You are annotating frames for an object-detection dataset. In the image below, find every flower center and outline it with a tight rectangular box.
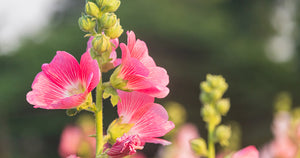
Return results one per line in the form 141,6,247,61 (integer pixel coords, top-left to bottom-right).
65,82,85,96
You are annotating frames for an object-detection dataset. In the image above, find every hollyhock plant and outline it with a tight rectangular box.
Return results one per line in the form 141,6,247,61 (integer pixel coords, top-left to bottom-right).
106,90,175,157
111,31,169,98
232,146,259,158
26,51,100,109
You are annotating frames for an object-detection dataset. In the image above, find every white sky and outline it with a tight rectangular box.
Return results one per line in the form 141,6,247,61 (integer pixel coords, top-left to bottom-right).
0,0,68,54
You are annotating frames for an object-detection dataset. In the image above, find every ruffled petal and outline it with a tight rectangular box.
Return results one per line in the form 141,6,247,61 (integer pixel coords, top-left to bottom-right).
119,58,149,79
117,91,154,123
130,40,149,61
140,137,171,145
41,51,81,89
107,134,144,158
129,103,175,139
127,31,136,52
27,72,66,108
80,51,100,92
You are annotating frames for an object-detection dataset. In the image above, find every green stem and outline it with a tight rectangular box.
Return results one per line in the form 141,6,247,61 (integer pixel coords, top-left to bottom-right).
95,59,104,157
208,123,215,158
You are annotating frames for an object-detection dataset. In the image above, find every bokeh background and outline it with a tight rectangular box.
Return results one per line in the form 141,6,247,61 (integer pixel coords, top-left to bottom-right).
0,0,300,157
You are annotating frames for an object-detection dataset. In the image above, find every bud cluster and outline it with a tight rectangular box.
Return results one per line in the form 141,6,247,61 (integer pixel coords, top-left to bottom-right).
191,74,232,157
78,0,123,60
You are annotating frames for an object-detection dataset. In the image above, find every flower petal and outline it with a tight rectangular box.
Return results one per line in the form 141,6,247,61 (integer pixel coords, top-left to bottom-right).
80,51,100,92
129,103,175,140
41,51,81,89
117,91,154,123
127,31,136,52
120,58,149,79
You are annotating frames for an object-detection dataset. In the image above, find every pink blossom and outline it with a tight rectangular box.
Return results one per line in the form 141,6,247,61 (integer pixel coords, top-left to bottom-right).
107,91,175,157
59,126,82,158
157,124,199,158
87,36,121,67
232,146,259,158
26,51,100,109
59,125,96,158
116,31,169,98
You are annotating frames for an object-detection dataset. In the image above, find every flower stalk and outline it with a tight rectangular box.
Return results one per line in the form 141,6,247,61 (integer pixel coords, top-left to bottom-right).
95,76,103,156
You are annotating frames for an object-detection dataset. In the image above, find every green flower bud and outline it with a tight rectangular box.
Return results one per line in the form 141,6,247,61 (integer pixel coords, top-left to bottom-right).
200,82,212,93
100,13,117,29
98,0,121,12
190,138,207,156
85,2,100,18
216,125,231,147
200,74,228,103
216,99,230,116
92,34,111,54
107,118,134,144
78,15,96,32
104,19,123,39
201,105,221,127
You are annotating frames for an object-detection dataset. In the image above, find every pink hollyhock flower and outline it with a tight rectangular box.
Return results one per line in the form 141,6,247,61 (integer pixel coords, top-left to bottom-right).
157,124,199,158
59,125,96,158
26,51,100,109
107,91,174,157
232,146,259,158
87,36,121,67
113,31,169,98
59,126,83,157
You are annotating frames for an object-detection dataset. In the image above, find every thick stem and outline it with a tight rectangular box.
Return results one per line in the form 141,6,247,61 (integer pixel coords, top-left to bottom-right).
208,123,215,158
95,59,104,156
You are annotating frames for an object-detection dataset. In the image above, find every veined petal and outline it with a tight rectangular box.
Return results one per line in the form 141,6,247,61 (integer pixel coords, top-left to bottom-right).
117,91,154,123
136,86,170,99
27,72,66,108
119,58,149,79
129,103,175,139
148,67,169,86
80,51,100,92
41,51,81,89
140,137,171,145
127,31,136,52
130,39,149,61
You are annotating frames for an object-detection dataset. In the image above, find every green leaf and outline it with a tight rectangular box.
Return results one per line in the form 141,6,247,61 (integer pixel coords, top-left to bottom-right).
103,86,119,107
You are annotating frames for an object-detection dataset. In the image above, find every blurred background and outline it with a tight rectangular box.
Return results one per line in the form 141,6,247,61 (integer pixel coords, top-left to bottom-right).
0,0,300,157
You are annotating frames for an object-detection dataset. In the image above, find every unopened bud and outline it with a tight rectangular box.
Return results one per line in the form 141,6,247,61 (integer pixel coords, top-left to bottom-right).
98,0,121,12
216,99,230,116
92,34,111,54
85,2,100,18
104,19,123,39
216,125,231,147
78,15,96,32
190,138,207,156
201,105,221,126
100,13,117,29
